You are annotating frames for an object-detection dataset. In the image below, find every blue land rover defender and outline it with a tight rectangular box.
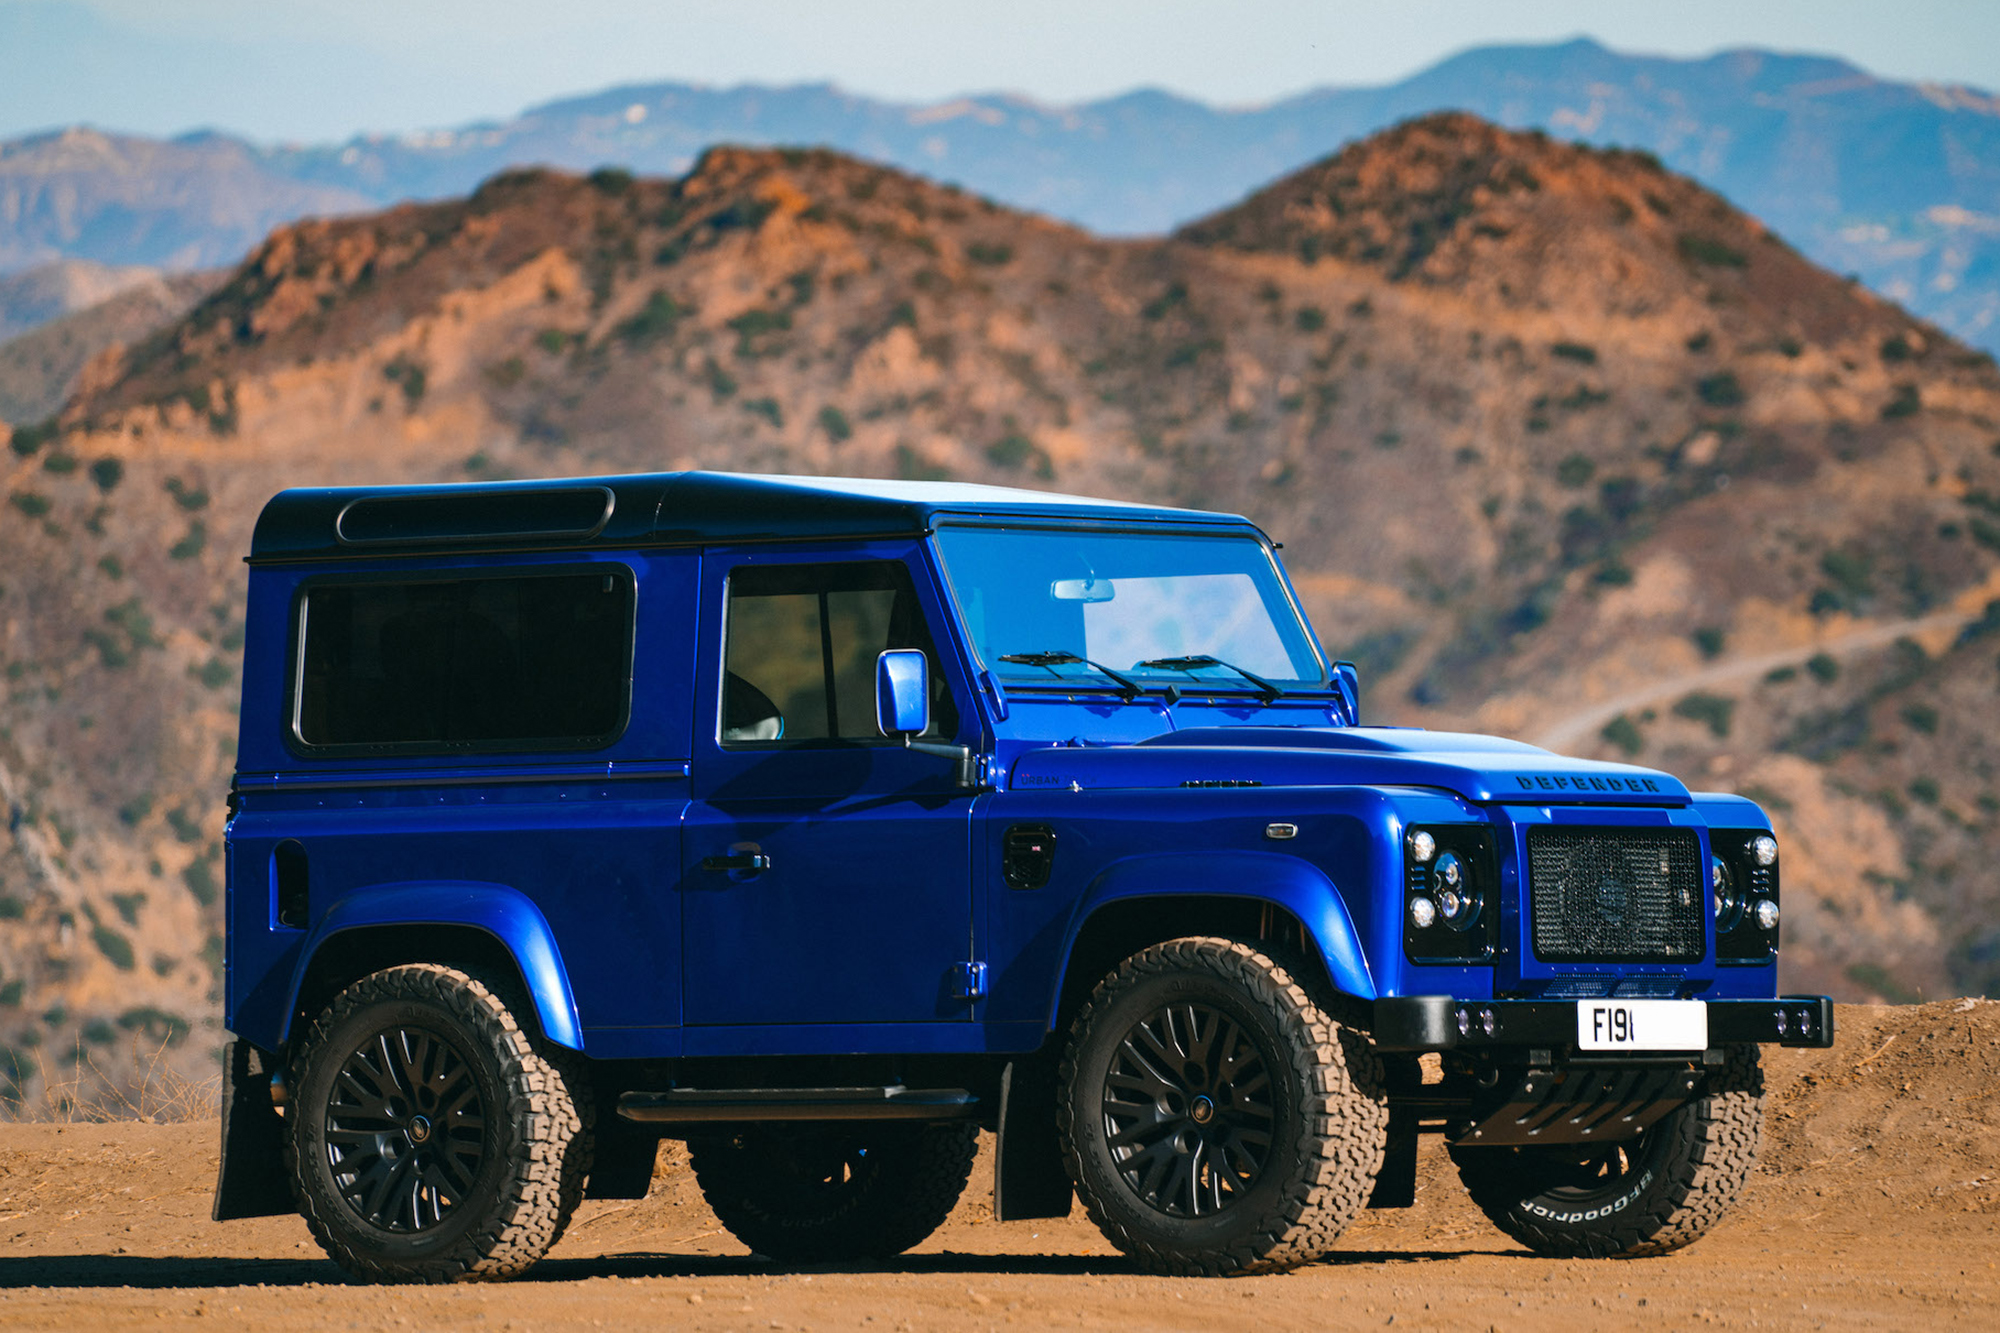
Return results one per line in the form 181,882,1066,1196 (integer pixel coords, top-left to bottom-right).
214,473,1831,1281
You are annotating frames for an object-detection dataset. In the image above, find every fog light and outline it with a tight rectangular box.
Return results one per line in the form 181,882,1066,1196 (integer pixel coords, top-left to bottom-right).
1751,834,1779,867
1753,898,1780,931
1409,896,1438,929
1478,1007,1497,1037
1793,1007,1815,1037
1410,831,1436,863
1774,1008,1789,1036
1455,1007,1471,1037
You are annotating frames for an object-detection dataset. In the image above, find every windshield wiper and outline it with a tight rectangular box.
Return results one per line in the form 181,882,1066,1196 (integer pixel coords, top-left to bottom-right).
997,650,1142,700
1136,654,1284,705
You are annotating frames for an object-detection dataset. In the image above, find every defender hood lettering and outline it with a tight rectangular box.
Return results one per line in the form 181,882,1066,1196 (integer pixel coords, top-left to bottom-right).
1009,726,1690,806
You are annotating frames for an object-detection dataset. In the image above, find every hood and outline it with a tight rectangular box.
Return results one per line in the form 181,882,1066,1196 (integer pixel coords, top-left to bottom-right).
1008,726,1689,806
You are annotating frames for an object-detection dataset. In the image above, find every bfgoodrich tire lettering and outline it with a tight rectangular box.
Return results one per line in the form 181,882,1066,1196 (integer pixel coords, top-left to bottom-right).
689,1122,978,1262
1449,1044,1764,1258
1058,937,1388,1276
287,965,592,1282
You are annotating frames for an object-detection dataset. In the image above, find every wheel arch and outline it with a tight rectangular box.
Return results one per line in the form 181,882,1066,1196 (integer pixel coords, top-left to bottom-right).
281,882,584,1052
1050,852,1377,1036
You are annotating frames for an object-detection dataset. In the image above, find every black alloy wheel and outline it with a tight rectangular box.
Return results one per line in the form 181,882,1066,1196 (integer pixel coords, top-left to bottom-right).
689,1121,978,1263
1058,937,1388,1276
1450,1044,1765,1258
323,1025,488,1233
1100,1001,1276,1218
288,965,592,1282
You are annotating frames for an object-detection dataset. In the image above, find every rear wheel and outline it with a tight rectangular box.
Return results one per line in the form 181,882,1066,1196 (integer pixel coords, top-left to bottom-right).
287,965,592,1282
1058,937,1387,1276
689,1122,978,1262
1449,1044,1764,1257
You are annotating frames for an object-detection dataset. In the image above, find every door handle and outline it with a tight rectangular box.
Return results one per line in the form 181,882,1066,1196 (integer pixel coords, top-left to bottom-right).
701,852,772,873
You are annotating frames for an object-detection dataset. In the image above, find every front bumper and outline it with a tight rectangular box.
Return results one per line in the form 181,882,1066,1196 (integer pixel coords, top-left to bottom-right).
1373,994,1835,1053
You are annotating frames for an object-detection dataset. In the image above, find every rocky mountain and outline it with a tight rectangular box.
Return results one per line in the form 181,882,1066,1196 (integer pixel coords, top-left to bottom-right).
1,40,1997,357
0,127,374,276
0,268,223,425
0,260,173,345
4,116,1998,1110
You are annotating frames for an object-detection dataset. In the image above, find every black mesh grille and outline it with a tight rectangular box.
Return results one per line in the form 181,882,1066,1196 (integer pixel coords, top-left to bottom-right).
1528,828,1704,963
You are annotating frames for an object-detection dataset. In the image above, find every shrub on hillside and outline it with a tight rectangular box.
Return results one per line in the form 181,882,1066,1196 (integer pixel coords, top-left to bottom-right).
1672,691,1736,738
91,925,135,971
1678,234,1748,268
1600,713,1644,756
1696,371,1745,407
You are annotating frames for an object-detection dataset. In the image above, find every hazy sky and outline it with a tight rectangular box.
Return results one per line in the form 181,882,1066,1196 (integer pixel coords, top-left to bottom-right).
3,0,1998,143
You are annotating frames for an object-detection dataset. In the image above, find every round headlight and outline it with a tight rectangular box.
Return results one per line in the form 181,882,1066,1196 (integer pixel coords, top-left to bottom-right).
1751,834,1778,867
1712,855,1746,933
1433,852,1482,930
1409,896,1437,929
1410,831,1436,863
1753,897,1779,931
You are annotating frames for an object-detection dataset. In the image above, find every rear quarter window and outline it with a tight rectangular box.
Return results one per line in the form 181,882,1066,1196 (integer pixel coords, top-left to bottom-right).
292,567,634,754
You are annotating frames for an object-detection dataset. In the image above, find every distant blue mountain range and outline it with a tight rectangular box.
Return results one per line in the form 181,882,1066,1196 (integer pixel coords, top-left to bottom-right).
2,38,1995,352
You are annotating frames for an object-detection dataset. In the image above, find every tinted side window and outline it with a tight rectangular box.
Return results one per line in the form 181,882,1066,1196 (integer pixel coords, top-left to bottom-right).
722,562,957,744
296,570,633,751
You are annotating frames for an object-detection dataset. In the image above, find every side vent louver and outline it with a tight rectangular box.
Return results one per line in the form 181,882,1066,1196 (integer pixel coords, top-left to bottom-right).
1002,824,1057,891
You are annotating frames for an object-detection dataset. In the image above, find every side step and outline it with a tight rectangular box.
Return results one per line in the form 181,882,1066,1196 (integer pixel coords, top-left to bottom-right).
617,1085,981,1125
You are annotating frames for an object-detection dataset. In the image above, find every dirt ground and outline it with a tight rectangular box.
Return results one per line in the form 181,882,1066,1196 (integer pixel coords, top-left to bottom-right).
1,1002,1996,1331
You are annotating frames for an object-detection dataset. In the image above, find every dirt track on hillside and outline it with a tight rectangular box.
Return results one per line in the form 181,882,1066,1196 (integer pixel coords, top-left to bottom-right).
1,1003,1995,1331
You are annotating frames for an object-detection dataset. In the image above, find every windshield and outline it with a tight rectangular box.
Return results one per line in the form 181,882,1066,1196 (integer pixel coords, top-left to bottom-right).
933,526,1325,689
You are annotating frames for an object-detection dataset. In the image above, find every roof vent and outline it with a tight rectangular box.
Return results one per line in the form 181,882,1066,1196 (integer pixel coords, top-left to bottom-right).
335,486,614,547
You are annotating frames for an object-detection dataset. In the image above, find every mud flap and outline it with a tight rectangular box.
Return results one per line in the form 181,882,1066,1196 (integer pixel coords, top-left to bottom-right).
212,1040,294,1221
993,1059,1073,1221
1368,1107,1419,1208
586,1118,660,1200
1368,1055,1419,1209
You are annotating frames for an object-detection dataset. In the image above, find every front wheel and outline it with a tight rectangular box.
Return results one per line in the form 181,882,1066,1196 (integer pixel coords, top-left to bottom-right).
1449,1044,1765,1257
689,1122,978,1262
287,965,593,1282
1058,937,1388,1276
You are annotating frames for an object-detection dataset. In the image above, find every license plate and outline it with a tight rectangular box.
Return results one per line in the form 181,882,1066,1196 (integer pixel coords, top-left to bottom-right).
1576,1000,1708,1051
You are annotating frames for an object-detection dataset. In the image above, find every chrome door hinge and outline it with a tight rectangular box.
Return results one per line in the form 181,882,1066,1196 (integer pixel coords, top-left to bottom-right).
949,961,988,1001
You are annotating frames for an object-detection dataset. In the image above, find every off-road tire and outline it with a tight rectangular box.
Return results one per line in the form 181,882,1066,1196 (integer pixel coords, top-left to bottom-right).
1449,1044,1764,1258
688,1121,978,1262
287,964,593,1282
1057,937,1388,1276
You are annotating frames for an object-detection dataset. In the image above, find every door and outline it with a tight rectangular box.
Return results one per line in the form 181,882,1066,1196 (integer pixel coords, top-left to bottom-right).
682,547,981,1032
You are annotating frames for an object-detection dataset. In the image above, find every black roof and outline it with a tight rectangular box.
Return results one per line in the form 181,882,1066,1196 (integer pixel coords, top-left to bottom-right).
248,471,1256,562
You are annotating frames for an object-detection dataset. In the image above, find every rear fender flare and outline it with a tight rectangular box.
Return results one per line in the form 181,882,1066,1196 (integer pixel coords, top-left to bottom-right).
280,881,584,1051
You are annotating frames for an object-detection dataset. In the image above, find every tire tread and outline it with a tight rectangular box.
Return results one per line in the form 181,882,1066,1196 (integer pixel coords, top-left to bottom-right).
1455,1044,1764,1259
286,964,591,1283
1057,937,1388,1276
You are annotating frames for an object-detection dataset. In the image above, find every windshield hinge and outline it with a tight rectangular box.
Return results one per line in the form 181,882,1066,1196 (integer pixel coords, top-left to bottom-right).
978,670,1011,721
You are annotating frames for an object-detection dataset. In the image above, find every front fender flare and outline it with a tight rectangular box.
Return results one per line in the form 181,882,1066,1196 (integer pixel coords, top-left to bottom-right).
1057,850,1377,1008
280,881,584,1051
